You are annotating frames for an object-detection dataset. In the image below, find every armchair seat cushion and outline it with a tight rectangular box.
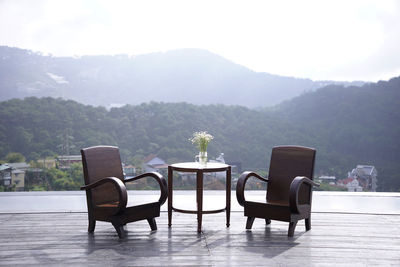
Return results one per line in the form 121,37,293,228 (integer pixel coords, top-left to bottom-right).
96,201,119,208
93,201,120,217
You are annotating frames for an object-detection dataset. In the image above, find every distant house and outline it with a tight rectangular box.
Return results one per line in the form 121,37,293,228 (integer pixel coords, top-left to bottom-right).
123,164,136,176
142,154,168,173
37,158,57,169
348,165,378,191
11,169,25,191
337,177,363,192
7,162,30,171
1,162,30,191
57,155,82,169
0,164,12,187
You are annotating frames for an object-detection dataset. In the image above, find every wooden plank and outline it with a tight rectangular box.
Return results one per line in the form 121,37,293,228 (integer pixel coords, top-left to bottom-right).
0,212,399,266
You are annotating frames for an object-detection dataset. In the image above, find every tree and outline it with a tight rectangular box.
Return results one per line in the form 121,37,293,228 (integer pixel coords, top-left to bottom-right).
4,152,25,163
28,152,40,162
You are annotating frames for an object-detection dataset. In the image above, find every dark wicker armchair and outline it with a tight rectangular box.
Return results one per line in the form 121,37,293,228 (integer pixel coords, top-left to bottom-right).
80,146,168,238
236,146,319,237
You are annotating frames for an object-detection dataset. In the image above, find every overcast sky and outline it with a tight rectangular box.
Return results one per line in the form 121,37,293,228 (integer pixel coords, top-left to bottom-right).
1,0,399,82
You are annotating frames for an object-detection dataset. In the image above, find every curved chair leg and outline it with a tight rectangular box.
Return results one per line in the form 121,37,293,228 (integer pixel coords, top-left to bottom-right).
88,218,96,233
305,217,311,231
147,218,157,231
246,217,255,229
112,223,125,239
265,219,271,225
288,221,298,237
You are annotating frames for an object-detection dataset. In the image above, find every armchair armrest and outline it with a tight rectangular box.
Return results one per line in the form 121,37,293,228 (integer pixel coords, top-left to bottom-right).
125,172,168,205
289,176,320,213
236,171,269,207
80,177,128,214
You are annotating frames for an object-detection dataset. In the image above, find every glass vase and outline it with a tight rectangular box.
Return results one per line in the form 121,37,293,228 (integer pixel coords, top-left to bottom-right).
195,151,208,166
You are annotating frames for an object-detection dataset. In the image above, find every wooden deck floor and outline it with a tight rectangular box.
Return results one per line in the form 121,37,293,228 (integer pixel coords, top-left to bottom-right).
0,211,399,266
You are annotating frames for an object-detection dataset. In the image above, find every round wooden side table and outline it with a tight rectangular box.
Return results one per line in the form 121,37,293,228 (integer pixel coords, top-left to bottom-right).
167,162,231,233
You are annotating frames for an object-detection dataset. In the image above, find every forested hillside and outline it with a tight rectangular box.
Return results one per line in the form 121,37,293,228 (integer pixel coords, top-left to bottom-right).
274,77,400,191
0,76,399,191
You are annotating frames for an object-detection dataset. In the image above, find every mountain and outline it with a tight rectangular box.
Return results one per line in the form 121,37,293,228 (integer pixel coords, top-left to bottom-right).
0,46,363,108
0,76,399,191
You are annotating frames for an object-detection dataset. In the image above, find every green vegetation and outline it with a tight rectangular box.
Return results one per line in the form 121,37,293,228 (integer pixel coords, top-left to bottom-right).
0,76,399,191
4,152,25,163
314,183,347,191
24,163,83,191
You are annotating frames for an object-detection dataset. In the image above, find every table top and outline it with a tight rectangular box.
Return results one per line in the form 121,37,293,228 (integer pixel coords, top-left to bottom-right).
169,162,230,172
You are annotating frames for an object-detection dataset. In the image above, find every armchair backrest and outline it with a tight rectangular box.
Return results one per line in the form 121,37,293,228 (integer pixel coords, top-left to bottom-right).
81,146,125,205
267,146,316,204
